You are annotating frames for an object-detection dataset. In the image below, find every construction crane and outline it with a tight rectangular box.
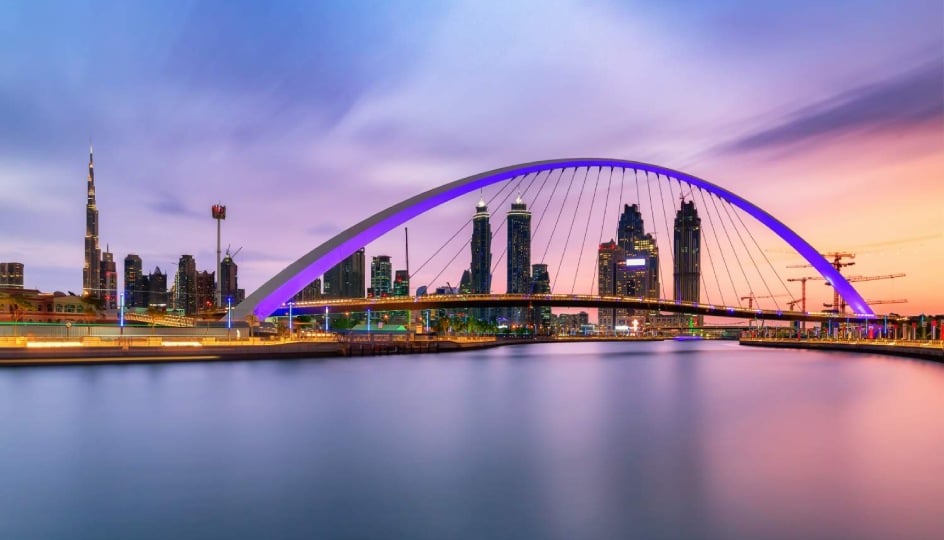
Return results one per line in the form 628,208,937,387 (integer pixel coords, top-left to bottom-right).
788,272,905,315
864,299,908,306
786,251,856,313
786,277,815,314
821,273,906,312
739,293,792,310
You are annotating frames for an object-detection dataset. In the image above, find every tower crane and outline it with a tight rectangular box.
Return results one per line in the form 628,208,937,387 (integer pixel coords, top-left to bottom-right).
863,299,908,306
787,252,856,312
790,273,905,313
739,292,792,310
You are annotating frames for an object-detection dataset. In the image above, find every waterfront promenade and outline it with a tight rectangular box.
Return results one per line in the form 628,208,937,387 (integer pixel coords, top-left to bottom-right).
740,337,944,363
0,334,499,366
0,333,667,367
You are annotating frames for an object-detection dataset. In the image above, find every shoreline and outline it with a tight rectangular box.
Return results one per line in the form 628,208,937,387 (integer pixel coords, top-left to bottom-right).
739,338,944,363
0,335,665,367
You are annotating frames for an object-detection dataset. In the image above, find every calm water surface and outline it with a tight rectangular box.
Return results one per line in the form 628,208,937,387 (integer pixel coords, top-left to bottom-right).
1,340,943,539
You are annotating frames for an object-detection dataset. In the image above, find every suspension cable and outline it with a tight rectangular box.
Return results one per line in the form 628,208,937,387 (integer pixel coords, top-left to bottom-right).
541,168,579,273
668,177,709,306
707,189,753,305
695,187,734,307
571,167,603,294
530,168,566,245
552,167,591,291
420,174,522,290
590,167,616,293
731,205,795,301
410,175,515,280
686,184,727,305
489,171,545,278
719,200,780,310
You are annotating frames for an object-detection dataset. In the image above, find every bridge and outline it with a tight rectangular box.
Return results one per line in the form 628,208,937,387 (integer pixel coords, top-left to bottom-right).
277,294,875,324
230,158,878,326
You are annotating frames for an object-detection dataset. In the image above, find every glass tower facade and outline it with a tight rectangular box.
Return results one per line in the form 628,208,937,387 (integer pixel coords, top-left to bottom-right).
674,200,701,305
470,198,492,294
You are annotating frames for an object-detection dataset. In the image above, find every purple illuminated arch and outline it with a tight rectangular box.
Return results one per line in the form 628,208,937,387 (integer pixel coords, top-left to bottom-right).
233,158,873,319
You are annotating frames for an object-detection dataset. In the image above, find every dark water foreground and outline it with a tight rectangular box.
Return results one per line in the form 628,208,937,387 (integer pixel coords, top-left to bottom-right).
1,340,942,539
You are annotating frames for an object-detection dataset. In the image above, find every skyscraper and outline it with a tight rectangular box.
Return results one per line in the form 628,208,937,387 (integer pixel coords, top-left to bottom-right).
124,254,144,308
633,234,660,300
176,255,197,315
458,269,472,294
148,267,167,308
100,248,118,309
83,143,101,300
674,199,701,308
597,240,624,330
470,197,492,294
506,196,531,325
292,278,322,303
506,196,531,294
531,263,551,332
617,204,645,250
370,255,392,297
393,270,410,297
323,248,365,298
220,254,239,304
196,270,216,312
617,202,660,300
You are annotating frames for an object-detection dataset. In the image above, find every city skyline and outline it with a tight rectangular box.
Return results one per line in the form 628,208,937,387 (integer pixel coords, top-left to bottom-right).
0,1,941,313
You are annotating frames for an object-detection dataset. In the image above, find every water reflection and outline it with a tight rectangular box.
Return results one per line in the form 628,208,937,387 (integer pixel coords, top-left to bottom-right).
0,342,942,539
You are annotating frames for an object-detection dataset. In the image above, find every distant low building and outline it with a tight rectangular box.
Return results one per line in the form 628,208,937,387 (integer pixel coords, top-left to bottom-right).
0,287,101,324
0,262,24,289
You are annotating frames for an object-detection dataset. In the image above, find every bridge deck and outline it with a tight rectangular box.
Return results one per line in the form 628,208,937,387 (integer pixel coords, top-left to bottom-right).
278,294,878,323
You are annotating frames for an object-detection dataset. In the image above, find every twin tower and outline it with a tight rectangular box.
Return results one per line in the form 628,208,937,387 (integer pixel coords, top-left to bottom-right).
468,195,538,299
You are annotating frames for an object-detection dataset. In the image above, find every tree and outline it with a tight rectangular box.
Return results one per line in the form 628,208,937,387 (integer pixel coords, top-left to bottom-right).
245,314,259,338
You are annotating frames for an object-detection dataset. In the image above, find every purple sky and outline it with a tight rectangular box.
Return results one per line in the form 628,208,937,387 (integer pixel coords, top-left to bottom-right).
1,1,942,312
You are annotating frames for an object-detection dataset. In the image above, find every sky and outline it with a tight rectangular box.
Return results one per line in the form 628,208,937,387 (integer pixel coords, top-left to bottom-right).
1,0,942,315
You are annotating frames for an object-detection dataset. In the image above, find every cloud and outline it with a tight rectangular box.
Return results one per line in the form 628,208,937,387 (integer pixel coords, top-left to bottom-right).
723,60,944,153
149,192,200,218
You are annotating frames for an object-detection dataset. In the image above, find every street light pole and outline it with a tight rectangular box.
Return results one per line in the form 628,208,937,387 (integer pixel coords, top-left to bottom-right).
288,302,294,335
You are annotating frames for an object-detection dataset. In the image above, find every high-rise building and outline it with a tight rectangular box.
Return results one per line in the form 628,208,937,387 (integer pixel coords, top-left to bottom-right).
292,278,322,303
470,197,492,294
83,143,101,300
597,240,624,329
148,267,167,308
124,254,144,308
0,262,24,289
458,269,472,294
507,196,531,294
506,196,531,325
617,203,660,300
100,248,118,309
196,270,216,312
370,255,392,297
531,263,551,332
323,248,365,298
633,234,660,300
175,255,197,315
674,199,701,315
393,270,409,297
220,255,239,304
617,204,646,250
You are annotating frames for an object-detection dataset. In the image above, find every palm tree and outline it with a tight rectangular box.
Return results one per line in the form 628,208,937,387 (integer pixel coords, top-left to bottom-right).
245,314,259,338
